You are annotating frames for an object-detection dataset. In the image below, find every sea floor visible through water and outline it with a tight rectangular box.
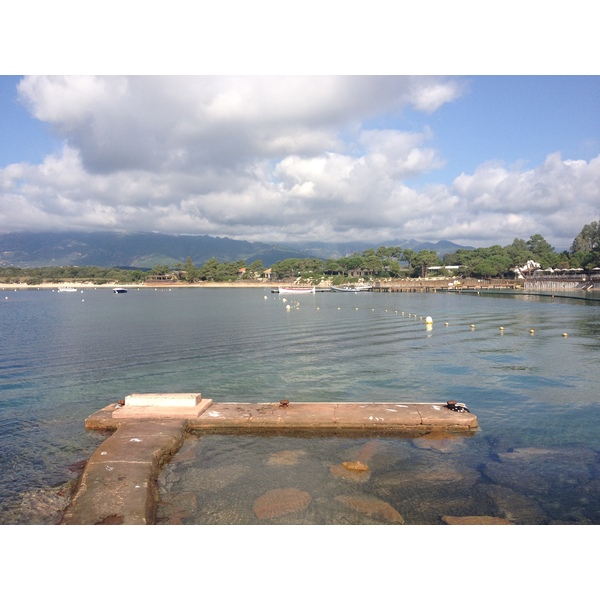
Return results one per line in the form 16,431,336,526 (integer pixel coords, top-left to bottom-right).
155,430,600,525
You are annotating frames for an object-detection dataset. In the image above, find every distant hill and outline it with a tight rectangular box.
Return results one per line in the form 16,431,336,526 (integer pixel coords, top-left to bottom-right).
0,231,475,268
0,232,313,269
286,239,475,259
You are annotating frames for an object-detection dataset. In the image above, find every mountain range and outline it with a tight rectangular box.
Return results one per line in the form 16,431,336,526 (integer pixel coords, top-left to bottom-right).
0,231,474,269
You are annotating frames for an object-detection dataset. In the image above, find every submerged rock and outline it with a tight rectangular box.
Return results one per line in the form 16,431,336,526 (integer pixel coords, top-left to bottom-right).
442,515,513,525
267,449,308,466
329,463,371,483
178,464,249,493
344,440,411,471
497,447,562,461
335,494,405,524
342,461,369,472
485,445,596,496
412,431,466,453
356,440,384,463
2,480,77,525
484,462,551,495
483,483,548,524
253,488,312,520
374,465,481,496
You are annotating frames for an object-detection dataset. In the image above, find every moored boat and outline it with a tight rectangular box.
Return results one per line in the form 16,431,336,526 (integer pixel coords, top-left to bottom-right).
278,286,316,294
57,286,78,293
112,287,128,293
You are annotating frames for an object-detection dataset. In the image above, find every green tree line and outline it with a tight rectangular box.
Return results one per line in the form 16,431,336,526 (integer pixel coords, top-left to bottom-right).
0,265,147,285
2,221,598,285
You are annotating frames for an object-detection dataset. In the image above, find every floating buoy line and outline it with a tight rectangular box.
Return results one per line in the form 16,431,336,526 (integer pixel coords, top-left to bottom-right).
265,294,570,338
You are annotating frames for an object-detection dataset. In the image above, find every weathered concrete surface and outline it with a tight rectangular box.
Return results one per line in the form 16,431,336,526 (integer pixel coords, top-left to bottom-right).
61,420,187,525
86,401,478,434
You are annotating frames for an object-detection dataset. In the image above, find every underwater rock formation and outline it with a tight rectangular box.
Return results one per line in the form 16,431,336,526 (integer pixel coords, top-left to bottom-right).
253,487,312,519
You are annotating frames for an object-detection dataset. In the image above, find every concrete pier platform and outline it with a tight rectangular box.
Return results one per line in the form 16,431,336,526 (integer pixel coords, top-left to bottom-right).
62,419,187,525
86,398,478,434
62,396,478,524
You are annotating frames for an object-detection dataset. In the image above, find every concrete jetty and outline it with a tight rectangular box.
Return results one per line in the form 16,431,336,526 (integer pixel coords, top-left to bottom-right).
61,393,478,525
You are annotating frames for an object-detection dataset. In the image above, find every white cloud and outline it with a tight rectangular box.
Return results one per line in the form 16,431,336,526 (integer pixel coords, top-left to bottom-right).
446,153,600,246
0,75,598,251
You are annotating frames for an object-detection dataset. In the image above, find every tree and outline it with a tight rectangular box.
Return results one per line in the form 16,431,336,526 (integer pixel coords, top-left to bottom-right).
271,258,300,279
183,256,200,283
401,248,417,268
570,220,600,268
150,263,171,275
571,221,600,253
198,257,219,281
247,260,265,278
525,234,561,268
412,250,439,278
527,234,554,257
324,259,342,274
337,255,363,277
505,238,535,266
571,221,600,254
362,254,383,276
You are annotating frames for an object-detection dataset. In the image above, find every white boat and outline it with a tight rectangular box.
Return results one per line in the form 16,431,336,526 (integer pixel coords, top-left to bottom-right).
112,287,128,293
57,286,78,293
278,286,316,294
331,284,372,292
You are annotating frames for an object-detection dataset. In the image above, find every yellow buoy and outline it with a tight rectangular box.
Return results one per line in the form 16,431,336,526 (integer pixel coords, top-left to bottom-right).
425,316,433,324
445,322,449,326
499,326,504,331
562,332,568,337
529,329,535,334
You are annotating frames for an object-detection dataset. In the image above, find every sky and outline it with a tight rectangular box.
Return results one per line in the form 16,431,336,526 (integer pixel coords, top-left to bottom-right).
1,7,599,253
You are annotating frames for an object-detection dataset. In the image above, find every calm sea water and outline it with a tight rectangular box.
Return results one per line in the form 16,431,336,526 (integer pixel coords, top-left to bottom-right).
1,286,599,524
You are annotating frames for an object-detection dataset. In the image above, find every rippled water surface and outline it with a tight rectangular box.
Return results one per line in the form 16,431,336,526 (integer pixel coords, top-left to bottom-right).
1,286,599,524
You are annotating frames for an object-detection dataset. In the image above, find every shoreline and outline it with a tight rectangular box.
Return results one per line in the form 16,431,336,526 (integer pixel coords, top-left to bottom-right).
1,281,282,290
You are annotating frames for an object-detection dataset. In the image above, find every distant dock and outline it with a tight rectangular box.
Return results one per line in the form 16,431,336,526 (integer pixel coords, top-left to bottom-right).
371,278,520,292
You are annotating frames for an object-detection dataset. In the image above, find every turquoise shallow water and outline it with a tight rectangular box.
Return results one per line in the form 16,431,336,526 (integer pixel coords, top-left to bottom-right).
1,286,600,523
